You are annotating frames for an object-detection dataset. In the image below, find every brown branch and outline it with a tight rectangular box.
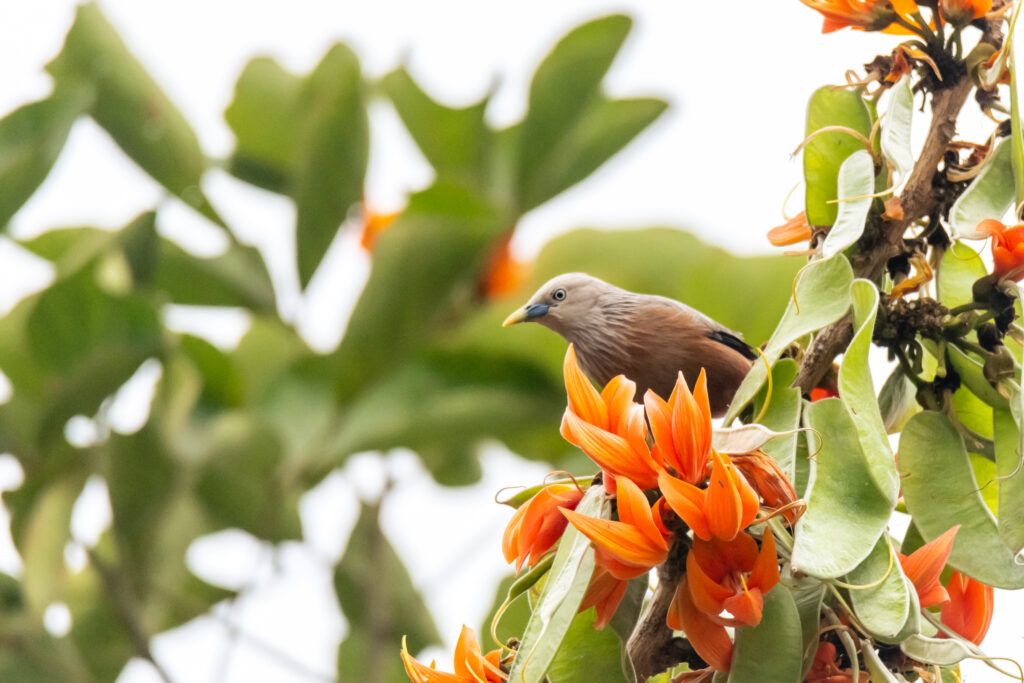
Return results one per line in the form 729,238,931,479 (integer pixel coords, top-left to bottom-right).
626,536,699,682
792,74,976,393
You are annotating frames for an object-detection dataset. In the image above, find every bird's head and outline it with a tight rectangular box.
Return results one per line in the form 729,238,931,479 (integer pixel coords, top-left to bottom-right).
502,272,612,336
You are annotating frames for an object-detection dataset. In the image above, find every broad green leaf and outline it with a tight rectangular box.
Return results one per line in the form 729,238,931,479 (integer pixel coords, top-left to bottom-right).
20,479,80,616
331,183,506,405
993,410,1024,554
791,399,892,578
803,86,874,226
878,366,919,433
230,316,309,401
880,75,914,180
898,411,1024,588
970,453,999,515
380,67,493,190
335,502,441,681
508,485,607,683
293,44,369,287
194,414,301,542
179,335,244,410
820,151,875,258
151,239,275,312
936,242,988,309
861,640,900,682
750,359,802,483
0,87,88,230
20,225,119,280
899,635,972,666
64,557,136,683
846,535,912,639
224,57,303,193
946,344,1008,411
728,585,802,683
839,280,898,501
481,568,550,645
792,581,826,680
46,3,221,225
948,138,1014,240
726,255,855,423
546,607,633,683
953,384,994,441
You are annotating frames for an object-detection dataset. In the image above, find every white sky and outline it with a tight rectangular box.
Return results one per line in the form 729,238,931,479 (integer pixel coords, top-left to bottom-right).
0,1,1021,681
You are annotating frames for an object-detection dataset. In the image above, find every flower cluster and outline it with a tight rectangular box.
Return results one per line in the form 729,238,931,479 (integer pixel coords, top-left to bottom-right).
799,0,990,34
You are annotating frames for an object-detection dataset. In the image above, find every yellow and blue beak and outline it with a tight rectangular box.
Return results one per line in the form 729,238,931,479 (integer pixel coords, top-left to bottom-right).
502,303,549,327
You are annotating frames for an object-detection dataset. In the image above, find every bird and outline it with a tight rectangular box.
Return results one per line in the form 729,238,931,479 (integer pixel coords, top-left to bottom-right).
502,273,757,417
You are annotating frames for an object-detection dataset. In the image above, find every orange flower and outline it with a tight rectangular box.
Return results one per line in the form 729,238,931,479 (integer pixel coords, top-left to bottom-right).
681,531,780,627
803,641,856,682
359,206,399,252
560,345,661,490
767,212,813,247
560,476,671,580
401,626,504,683
809,387,839,401
658,452,760,541
799,0,915,33
579,566,629,629
940,571,994,645
502,483,584,573
667,575,733,672
482,236,528,300
898,525,959,608
730,451,800,523
979,219,1024,281
939,0,990,25
644,371,712,484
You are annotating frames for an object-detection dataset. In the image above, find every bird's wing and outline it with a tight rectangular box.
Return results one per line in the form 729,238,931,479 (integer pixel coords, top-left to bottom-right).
707,329,758,361
643,296,757,360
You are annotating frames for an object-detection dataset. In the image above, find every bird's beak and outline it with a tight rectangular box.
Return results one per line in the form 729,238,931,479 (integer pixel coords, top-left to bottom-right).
502,303,549,327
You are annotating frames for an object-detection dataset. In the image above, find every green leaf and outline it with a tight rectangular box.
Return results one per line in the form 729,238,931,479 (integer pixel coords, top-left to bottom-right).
335,502,441,681
878,366,919,433
993,410,1024,555
820,151,875,258
946,344,1008,411
194,414,301,541
839,280,898,501
899,634,972,666
791,399,892,578
948,138,1014,240
846,535,913,639
380,67,493,190
507,485,608,683
20,479,81,616
546,607,632,683
224,57,303,193
803,86,874,226
880,75,914,180
726,255,855,424
728,585,803,683
937,242,989,311
179,335,245,410
46,3,221,225
331,183,506,405
515,15,666,211
0,87,88,230
481,572,543,646
792,581,826,680
151,238,276,312
750,359,802,484
293,44,369,287
898,411,1024,588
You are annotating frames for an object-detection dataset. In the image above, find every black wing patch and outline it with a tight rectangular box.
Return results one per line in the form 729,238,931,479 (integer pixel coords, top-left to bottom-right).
707,330,758,360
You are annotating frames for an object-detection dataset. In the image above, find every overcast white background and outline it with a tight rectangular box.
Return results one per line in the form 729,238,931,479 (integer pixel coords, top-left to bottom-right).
0,1,1021,681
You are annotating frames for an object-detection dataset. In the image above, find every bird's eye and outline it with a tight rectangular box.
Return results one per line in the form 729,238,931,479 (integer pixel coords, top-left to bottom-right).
552,288,566,301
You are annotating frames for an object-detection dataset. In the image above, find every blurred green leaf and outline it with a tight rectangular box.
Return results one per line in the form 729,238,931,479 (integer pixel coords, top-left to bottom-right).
195,414,301,541
508,485,607,683
0,88,88,230
293,44,369,287
878,366,919,434
381,67,493,191
224,57,303,193
180,335,244,410
948,138,1014,240
517,15,665,211
331,183,506,405
898,411,1024,588
728,585,802,683
46,3,221,225
791,398,891,578
335,502,441,681
20,479,80,616
726,256,854,423
839,280,898,501
803,86,873,226
151,239,275,312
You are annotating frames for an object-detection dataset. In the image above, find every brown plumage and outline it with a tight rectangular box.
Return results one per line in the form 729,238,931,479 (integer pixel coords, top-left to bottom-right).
502,273,756,417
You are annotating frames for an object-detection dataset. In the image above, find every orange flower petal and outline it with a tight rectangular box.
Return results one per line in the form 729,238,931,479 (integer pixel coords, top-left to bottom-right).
670,371,713,483
899,525,959,608
767,211,812,246
722,586,765,627
706,451,745,540
668,576,734,672
563,345,608,429
749,531,780,593
692,533,760,581
644,390,676,469
453,625,487,680
615,476,669,551
658,470,711,541
560,508,668,573
581,567,629,629
563,411,658,489
941,571,994,645
686,547,734,617
401,637,464,683
602,375,638,434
